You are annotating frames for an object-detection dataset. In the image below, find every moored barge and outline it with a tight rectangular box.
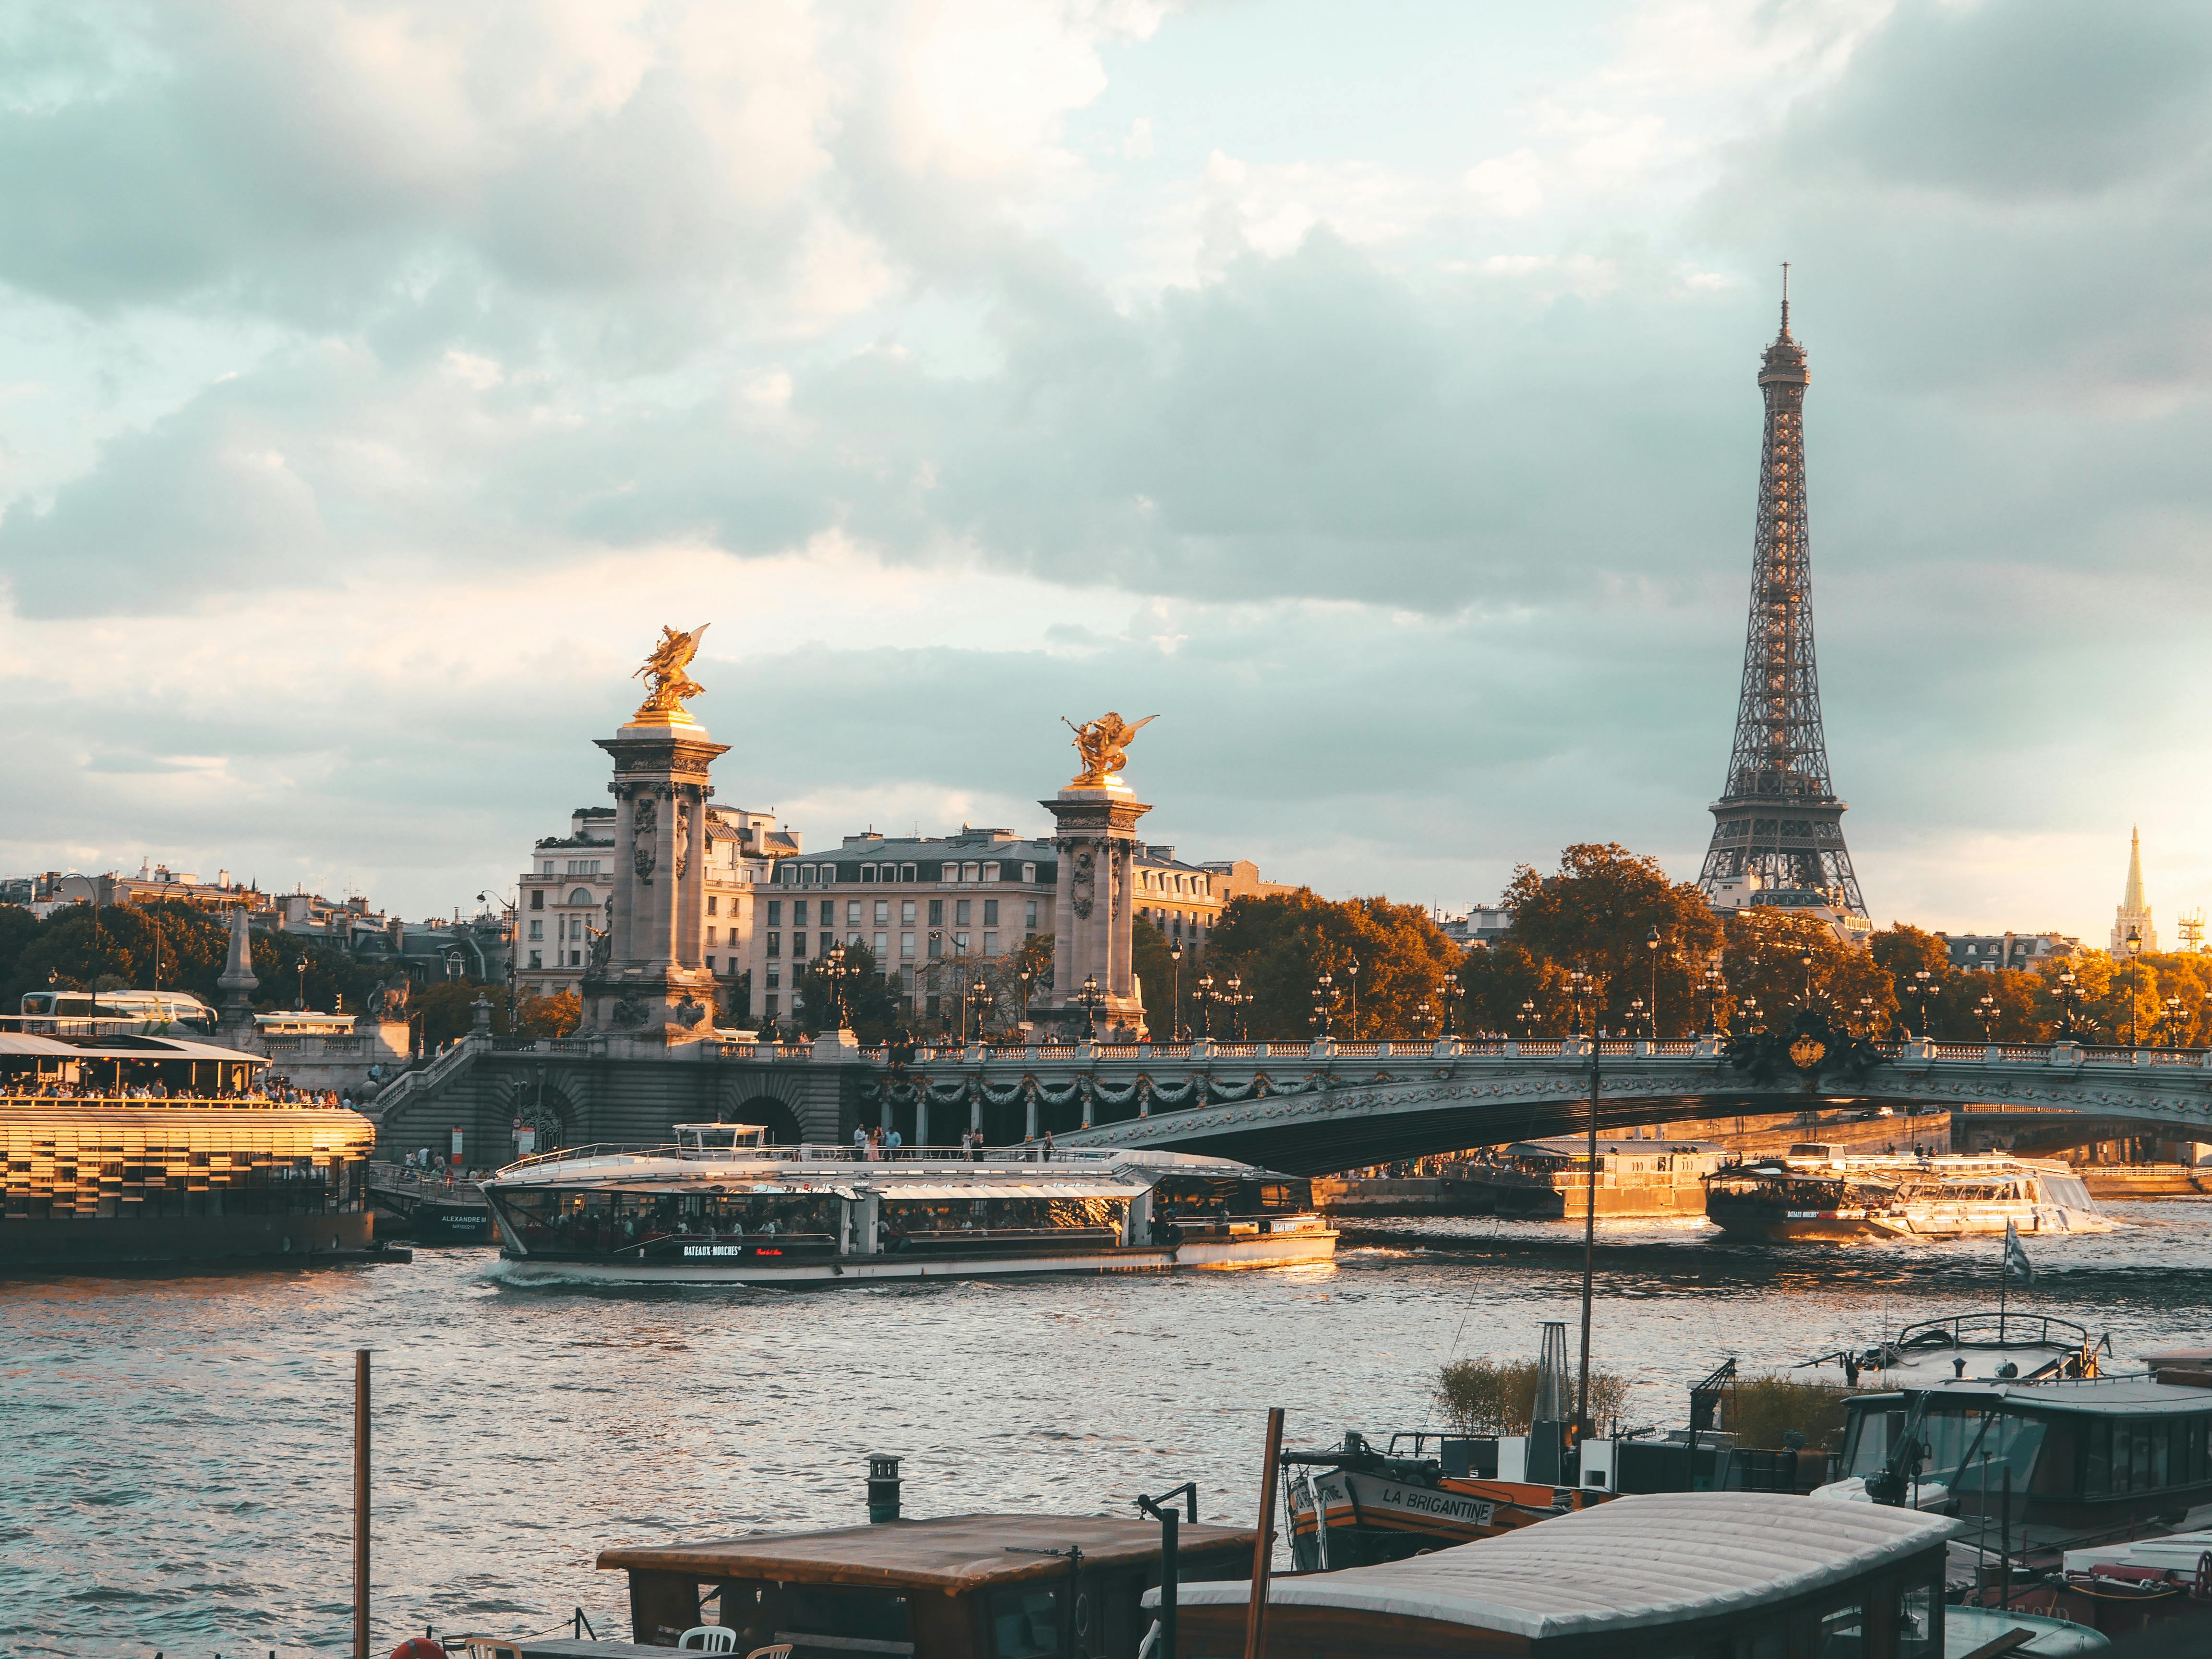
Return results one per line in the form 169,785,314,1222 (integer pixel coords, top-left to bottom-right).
481,1124,1336,1285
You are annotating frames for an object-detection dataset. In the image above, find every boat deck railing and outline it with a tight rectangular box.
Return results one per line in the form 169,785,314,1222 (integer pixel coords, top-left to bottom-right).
499,1140,1125,1174
1893,1311,2091,1352
0,1091,352,1111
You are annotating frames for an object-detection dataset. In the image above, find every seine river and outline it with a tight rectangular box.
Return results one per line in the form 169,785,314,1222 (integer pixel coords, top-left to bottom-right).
7,1203,2212,1657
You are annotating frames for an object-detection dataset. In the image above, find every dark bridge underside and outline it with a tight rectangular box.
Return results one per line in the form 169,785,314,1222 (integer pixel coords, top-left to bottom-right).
1090,1089,1902,1176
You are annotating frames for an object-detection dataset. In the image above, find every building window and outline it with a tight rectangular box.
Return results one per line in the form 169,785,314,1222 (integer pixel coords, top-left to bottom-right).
768,932,781,957
542,861,554,875
766,994,779,1015
955,899,972,926
801,865,816,884
793,900,808,926
983,931,998,956
953,932,970,953
707,895,718,915
847,900,863,925
793,933,808,958
873,900,889,924
767,900,781,925
528,950,542,968
529,890,544,910
707,955,716,972
1022,862,1036,883
901,863,917,882
983,862,1000,882
819,931,833,955
569,887,592,904
928,933,943,959
569,950,581,966
874,931,889,957
901,899,916,925
984,899,999,926
767,968,781,988
901,932,915,959
707,926,718,946
962,862,980,883
1025,900,1038,930
861,863,876,882
528,920,543,940
929,899,944,925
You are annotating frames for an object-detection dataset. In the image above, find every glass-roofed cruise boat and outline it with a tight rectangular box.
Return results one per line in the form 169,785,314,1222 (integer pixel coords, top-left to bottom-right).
481,1124,1337,1285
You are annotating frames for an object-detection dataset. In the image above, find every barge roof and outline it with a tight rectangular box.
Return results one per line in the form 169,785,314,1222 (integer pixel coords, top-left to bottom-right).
599,1513,1258,1592
1159,1493,1947,1639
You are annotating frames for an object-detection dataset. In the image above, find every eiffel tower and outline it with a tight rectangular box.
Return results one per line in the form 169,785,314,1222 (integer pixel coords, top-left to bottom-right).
1695,271,1868,918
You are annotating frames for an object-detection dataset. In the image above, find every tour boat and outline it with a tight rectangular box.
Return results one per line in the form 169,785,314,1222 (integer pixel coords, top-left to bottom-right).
480,1124,1336,1285
1703,1145,2112,1242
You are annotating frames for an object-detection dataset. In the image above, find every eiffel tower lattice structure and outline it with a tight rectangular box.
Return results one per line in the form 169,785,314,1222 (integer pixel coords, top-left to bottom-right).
1695,271,1868,920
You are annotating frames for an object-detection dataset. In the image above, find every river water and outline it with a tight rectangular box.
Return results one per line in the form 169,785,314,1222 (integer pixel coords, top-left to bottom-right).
7,1202,2212,1657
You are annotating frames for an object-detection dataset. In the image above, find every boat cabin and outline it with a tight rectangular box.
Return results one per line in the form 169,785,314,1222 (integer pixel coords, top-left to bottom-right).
1835,1373,2212,1529
599,1511,1257,1658
1165,1491,1950,1658
672,1123,769,1154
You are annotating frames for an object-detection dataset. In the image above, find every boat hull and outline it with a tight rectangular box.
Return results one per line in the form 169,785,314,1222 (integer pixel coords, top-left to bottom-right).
493,1228,1337,1286
1707,1200,2113,1242
1285,1467,1574,1569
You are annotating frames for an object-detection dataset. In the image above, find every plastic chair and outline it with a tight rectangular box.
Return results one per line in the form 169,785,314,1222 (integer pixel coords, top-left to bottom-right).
677,1629,738,1654
743,1646,793,1659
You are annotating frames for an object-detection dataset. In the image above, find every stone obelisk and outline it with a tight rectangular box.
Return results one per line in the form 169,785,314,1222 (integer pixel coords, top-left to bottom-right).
216,903,260,1035
1033,713,1154,1040
582,625,730,1042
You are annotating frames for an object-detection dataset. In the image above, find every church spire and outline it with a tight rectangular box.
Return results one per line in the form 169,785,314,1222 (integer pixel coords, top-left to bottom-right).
2112,825,2158,958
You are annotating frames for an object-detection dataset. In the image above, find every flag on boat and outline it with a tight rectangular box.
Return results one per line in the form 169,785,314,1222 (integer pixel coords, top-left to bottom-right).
2003,1220,2034,1285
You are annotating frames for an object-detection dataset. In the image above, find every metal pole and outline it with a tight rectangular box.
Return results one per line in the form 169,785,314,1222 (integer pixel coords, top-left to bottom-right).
354,1347,370,1659
1243,1407,1284,1659
2001,1465,2013,1610
1159,1507,1178,1659
1576,1038,1600,1436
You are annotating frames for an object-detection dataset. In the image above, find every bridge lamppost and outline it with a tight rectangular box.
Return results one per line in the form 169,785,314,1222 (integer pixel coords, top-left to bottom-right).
1344,959,1359,1041
2055,970,2083,1039
2126,926,2144,1049
1700,966,1726,1038
1798,949,1816,1010
1628,996,1648,1042
1740,993,1763,1034
1196,971,1215,1038
1168,943,1185,1041
1566,968,1593,1037
2162,995,2185,1048
1976,991,1998,1043
1228,974,1249,1040
1077,973,1105,1041
1645,926,1661,1037
1310,971,1336,1038
1517,998,1535,1043
1441,969,1459,1039
963,976,991,1044
1910,969,1936,1038
1855,994,1878,1037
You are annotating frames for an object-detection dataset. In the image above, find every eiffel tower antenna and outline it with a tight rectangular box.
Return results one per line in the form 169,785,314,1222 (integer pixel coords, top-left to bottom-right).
1696,278,1868,920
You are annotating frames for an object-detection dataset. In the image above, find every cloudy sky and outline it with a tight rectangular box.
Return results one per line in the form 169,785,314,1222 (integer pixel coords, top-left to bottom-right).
2,0,2207,939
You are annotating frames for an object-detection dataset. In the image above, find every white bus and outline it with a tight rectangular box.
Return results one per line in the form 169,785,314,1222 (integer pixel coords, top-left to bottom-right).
18,989,219,1036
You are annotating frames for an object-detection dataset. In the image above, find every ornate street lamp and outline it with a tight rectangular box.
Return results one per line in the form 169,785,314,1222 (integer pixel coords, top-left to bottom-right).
1343,959,1359,1040
1911,969,1936,1038
1078,973,1105,1040
1566,968,1593,1037
2126,926,2144,1048
1310,971,1335,1038
1227,973,1247,1040
1741,993,1763,1033
1645,926,1661,1037
2163,994,2186,1048
1799,949,1816,1009
1168,943,1185,1042
1976,991,1998,1043
1701,965,1727,1037
2056,969,2083,1039
1441,969,1460,1038
1628,995,1648,1041
1517,997,1536,1042
1855,994,1877,1036
1197,971,1216,1038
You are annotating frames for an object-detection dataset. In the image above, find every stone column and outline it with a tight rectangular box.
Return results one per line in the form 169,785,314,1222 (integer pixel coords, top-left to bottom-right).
1033,781,1150,1039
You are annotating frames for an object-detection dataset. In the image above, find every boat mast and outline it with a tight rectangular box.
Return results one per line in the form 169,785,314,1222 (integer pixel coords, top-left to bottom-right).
1576,1006,1600,1437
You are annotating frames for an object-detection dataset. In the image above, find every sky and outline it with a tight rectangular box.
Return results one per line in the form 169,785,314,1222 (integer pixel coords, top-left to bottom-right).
2,0,2209,940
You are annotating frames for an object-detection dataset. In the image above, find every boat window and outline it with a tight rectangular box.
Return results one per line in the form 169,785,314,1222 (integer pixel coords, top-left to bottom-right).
1797,1594,1863,1658
1920,1408,2044,1495
989,1585,1062,1658
1898,1580,1939,1659
880,1197,1123,1235
1843,1406,1904,1479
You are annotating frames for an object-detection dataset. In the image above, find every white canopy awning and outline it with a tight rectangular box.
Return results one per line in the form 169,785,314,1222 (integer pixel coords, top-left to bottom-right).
870,1182,1144,1201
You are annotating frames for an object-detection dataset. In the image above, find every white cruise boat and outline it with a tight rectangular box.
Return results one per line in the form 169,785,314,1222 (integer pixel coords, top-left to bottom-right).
481,1125,1337,1285
1704,1145,2113,1243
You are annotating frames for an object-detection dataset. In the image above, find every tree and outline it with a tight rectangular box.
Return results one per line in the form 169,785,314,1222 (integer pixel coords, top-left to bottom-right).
511,987,581,1039
1206,889,1462,1041
1501,845,1723,1036
1720,908,1894,1033
0,903,40,996
4,899,232,1006
1457,940,1584,1039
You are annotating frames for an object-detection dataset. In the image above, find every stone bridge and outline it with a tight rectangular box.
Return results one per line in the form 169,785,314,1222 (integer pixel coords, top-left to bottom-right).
370,1030,2212,1178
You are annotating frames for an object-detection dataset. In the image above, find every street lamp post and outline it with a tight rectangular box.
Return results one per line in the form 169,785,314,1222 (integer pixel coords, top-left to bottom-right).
296,957,309,1011
1741,993,1763,1033
2056,970,2083,1039
1310,971,1335,1039
1518,997,1535,1042
1628,996,1647,1041
2126,926,2144,1049
1566,968,1592,1037
1645,926,1661,1038
1441,970,1459,1039
1196,972,1215,1038
1799,949,1815,1009
2163,995,2185,1048
1078,974,1105,1040
1911,969,1936,1038
1976,991,1999,1043
1169,943,1185,1042
1226,973,1246,1040
1344,960,1359,1041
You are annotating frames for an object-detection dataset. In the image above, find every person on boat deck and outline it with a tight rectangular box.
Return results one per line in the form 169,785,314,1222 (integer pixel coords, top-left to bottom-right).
1041,1130,1054,1161
853,1124,867,1154
886,1126,902,1151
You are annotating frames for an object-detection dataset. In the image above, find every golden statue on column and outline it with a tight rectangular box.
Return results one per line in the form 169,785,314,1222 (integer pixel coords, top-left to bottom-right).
630,624,710,725
1062,711,1157,788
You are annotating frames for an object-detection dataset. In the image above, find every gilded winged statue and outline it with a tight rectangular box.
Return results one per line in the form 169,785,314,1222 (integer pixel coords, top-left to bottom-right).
1063,711,1157,787
632,624,709,719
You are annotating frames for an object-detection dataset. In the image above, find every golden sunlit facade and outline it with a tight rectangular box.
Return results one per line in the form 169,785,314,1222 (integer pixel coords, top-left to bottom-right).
0,1100,377,1222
